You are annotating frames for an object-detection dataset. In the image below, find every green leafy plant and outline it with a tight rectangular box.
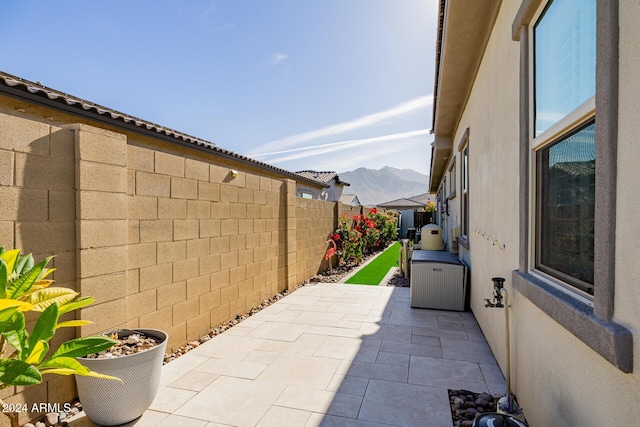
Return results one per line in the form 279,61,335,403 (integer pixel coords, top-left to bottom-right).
425,201,436,213
0,248,118,427
329,209,399,266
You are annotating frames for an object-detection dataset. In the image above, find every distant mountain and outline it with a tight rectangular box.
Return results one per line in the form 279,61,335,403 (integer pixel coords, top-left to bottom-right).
339,166,430,206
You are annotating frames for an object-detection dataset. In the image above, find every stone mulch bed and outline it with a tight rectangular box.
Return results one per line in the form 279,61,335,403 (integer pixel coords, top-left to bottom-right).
449,389,500,427
84,331,162,359
384,269,410,287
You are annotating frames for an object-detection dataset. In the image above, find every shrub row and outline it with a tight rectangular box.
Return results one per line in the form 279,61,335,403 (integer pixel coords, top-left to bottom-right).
327,208,398,266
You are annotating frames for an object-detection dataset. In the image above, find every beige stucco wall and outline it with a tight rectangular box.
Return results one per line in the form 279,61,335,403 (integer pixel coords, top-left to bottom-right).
435,1,640,426
441,0,521,371
0,95,343,425
509,1,640,424
615,0,640,353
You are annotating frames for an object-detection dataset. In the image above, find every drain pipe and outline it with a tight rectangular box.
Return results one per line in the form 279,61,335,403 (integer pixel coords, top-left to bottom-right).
484,277,526,423
484,277,509,392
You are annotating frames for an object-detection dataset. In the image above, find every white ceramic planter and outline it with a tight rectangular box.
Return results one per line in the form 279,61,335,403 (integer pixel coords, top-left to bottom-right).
75,329,168,426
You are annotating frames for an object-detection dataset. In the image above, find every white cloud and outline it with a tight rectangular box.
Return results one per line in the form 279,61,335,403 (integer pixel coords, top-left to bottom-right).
270,52,289,65
249,94,433,155
275,133,431,175
256,129,430,164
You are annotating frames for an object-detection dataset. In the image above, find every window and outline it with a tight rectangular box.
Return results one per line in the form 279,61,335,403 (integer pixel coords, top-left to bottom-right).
448,160,456,199
436,186,444,226
461,142,469,239
534,0,596,136
536,121,595,295
513,0,632,372
533,0,595,296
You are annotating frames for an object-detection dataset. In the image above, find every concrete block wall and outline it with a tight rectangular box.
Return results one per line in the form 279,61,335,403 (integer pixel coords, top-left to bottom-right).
0,111,79,422
294,197,336,281
124,141,290,350
0,107,355,422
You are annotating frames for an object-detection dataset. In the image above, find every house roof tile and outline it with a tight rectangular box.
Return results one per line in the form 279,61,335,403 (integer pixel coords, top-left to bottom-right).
295,170,350,186
377,198,426,208
0,70,327,188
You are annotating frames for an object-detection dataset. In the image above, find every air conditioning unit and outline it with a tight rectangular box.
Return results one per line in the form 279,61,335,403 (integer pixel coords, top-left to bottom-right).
449,227,460,253
410,250,467,311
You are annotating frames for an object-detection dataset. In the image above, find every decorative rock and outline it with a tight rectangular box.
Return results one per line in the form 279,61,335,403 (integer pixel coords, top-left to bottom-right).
476,398,489,406
44,412,58,426
479,393,494,402
22,424,35,427
449,389,504,426
35,422,45,427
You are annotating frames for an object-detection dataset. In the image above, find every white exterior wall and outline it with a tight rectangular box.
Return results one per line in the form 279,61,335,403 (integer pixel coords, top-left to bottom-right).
437,2,640,426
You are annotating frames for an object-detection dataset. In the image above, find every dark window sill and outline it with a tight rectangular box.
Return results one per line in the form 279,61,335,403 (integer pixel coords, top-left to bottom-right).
458,236,469,250
512,270,633,373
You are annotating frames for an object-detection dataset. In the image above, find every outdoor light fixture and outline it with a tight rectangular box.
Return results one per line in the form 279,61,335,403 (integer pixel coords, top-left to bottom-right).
230,169,238,178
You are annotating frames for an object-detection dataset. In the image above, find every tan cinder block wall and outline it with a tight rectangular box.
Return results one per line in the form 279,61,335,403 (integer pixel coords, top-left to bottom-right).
294,197,336,281
0,110,79,424
0,100,347,424
125,139,290,350
74,124,130,339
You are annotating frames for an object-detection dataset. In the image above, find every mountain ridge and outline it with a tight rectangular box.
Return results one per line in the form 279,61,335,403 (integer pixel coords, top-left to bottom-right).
339,167,430,206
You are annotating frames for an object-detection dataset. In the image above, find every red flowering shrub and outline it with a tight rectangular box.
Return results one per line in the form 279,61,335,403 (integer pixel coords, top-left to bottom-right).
326,209,398,266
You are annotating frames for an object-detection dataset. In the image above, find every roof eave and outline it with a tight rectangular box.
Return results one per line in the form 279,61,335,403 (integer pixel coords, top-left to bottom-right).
430,0,502,190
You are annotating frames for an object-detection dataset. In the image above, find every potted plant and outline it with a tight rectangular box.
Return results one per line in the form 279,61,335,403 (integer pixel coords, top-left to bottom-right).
0,248,119,427
74,327,168,426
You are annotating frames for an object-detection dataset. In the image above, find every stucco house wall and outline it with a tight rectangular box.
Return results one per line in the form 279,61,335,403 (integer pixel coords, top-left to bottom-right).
296,173,347,202
430,1,639,426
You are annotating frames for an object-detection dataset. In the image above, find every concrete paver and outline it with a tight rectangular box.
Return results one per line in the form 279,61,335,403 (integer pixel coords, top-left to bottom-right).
72,283,505,427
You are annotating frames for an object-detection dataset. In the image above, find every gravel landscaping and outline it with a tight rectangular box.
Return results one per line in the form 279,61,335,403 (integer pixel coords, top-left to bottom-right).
449,389,501,427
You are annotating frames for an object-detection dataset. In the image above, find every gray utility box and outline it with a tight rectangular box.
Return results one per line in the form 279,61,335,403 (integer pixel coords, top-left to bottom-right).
410,250,467,311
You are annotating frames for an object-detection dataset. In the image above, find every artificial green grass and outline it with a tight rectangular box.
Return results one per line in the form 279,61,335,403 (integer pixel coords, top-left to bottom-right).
345,242,401,286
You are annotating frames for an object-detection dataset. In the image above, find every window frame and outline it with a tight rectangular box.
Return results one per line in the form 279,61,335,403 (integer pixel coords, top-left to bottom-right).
513,0,632,372
458,129,470,249
448,159,457,200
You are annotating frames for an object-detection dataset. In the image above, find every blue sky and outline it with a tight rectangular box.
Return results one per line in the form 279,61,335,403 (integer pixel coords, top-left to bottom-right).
0,0,438,175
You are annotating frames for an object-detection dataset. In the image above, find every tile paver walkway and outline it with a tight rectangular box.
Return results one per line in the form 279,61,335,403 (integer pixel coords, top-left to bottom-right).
75,283,505,427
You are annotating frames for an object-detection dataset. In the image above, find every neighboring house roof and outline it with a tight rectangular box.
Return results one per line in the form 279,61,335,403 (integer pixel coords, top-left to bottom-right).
377,198,426,209
339,193,361,206
295,170,350,186
408,193,436,204
0,70,327,189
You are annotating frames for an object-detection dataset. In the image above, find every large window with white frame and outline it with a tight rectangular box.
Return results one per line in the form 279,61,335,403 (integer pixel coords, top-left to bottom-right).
532,0,596,296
